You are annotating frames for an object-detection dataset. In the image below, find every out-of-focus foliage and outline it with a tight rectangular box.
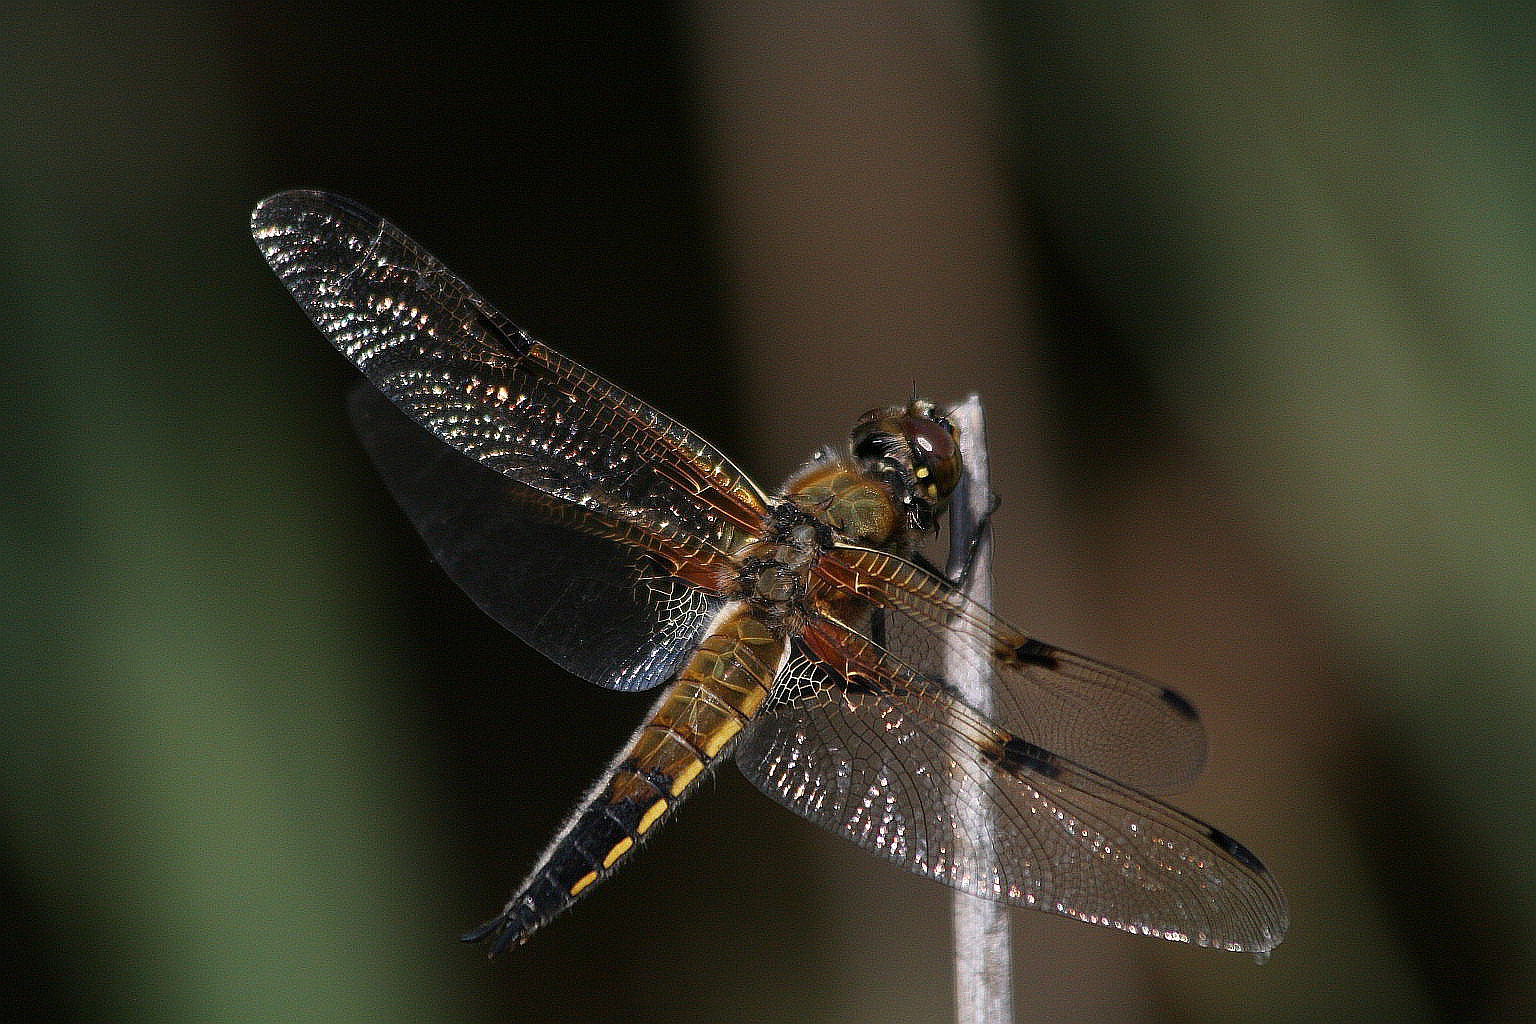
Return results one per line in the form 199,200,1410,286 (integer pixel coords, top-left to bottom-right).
988,3,1536,1020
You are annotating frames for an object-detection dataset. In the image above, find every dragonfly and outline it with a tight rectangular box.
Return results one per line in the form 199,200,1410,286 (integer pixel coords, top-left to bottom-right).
251,190,1288,957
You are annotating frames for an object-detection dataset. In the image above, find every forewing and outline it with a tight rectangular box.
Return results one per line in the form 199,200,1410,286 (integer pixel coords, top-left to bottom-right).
251,190,771,556
735,618,1288,954
819,545,1207,792
350,386,729,691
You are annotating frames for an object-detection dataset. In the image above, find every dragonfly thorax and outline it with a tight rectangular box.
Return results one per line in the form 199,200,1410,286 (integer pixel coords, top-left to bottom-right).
731,503,828,628
782,461,903,548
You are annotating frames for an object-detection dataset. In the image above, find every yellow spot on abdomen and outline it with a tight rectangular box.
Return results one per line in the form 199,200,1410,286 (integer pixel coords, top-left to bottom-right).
602,836,634,869
570,870,598,897
700,718,744,759
669,757,704,795
637,798,668,834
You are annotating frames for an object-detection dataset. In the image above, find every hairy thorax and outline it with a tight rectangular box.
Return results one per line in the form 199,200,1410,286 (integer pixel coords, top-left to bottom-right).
728,458,905,636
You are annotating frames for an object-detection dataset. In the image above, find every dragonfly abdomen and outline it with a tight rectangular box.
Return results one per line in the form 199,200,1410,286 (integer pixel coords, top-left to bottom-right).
466,604,787,954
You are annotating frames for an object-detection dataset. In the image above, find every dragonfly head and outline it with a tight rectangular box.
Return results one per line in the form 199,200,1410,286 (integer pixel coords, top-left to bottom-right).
849,400,962,532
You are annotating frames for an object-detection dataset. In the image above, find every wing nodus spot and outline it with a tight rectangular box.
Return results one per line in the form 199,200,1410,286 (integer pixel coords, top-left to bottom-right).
1010,639,1059,670
995,737,1063,779
468,299,533,357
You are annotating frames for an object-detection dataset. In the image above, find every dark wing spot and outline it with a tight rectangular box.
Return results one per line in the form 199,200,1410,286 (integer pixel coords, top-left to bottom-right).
838,670,880,697
870,608,890,650
1159,686,1199,721
1208,827,1267,873
1010,639,1060,670
997,737,1063,779
468,298,534,357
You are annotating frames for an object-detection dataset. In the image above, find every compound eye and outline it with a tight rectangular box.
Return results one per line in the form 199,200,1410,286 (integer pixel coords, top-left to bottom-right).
906,416,961,503
852,427,898,462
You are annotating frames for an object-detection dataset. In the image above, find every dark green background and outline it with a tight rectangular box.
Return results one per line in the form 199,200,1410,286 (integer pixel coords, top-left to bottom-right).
3,4,1532,1022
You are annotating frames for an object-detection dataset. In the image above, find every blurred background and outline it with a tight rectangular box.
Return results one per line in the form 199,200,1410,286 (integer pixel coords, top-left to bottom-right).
3,2,1532,1022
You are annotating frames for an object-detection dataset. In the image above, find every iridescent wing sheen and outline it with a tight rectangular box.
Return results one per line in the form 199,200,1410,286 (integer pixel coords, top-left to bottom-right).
735,617,1288,954
349,386,731,691
251,190,771,559
817,544,1207,793
253,189,773,691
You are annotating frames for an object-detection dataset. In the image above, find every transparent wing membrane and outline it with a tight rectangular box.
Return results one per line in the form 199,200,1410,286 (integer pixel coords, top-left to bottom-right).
350,386,727,690
820,545,1208,792
736,621,1288,953
252,191,770,551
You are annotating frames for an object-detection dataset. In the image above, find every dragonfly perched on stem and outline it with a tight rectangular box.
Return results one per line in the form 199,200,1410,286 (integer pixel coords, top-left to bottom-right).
251,190,1288,959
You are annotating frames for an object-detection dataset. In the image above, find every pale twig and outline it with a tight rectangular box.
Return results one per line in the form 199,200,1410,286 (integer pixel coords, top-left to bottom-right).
945,394,1013,1024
